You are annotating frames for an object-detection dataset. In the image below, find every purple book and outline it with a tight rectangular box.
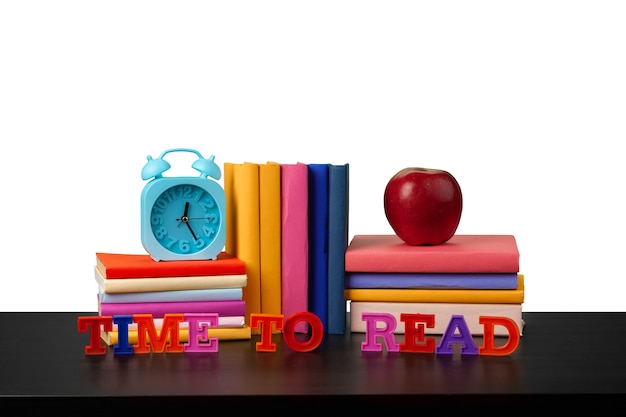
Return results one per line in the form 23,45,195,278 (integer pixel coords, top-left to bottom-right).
345,272,519,289
98,299,246,318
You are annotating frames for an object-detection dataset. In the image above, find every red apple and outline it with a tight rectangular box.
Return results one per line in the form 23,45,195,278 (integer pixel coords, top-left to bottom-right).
384,167,463,246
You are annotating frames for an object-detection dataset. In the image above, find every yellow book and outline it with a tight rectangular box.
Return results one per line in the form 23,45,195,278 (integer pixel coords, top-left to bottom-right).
345,275,525,304
100,325,252,346
224,162,261,333
259,162,282,321
223,162,236,256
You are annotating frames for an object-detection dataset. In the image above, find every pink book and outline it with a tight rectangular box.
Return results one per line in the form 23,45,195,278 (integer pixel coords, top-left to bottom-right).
345,234,519,273
98,299,246,318
280,163,309,332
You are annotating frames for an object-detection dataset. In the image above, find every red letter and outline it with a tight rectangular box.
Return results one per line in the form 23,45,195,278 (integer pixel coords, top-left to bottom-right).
400,313,435,353
184,313,219,353
361,313,400,352
251,314,284,352
77,316,112,355
479,316,520,356
283,312,323,352
134,313,184,354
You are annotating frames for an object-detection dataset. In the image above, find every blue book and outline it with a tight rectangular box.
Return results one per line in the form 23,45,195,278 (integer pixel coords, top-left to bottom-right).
344,272,519,289
308,164,329,331
327,163,349,334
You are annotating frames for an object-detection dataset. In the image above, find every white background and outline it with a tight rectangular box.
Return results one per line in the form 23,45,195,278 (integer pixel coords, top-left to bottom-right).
1,1,624,312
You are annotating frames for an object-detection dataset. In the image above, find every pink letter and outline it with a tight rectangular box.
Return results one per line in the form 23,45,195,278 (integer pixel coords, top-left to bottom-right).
185,313,219,353
361,312,400,352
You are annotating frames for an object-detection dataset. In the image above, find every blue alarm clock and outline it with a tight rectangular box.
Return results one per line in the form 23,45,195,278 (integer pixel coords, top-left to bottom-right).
140,148,226,261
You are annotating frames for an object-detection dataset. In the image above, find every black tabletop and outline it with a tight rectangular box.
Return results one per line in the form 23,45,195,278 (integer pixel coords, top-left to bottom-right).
1,312,625,409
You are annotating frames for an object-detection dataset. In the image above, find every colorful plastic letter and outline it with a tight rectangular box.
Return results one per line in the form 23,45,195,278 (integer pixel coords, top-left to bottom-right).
134,313,184,354
251,314,284,352
112,315,135,355
478,316,520,356
184,313,219,353
361,312,400,352
283,312,324,352
436,315,478,356
77,316,113,355
399,313,436,353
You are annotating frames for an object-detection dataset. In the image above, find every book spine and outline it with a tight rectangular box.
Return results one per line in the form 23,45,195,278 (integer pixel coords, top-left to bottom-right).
99,288,243,303
327,163,349,334
344,275,524,304
259,162,282,319
98,300,247,318
344,272,520,289
224,162,261,330
307,163,329,331
280,163,309,333
95,268,248,293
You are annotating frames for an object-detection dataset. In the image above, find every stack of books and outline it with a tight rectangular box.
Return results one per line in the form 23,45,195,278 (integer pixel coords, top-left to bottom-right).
344,234,525,336
224,161,349,334
94,251,252,345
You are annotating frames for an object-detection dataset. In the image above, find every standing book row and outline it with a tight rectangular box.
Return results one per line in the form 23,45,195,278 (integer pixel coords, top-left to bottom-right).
224,161,349,334
344,234,525,336
94,251,252,345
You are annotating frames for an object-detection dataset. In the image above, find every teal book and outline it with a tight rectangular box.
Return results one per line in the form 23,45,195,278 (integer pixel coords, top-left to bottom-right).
307,163,329,331
327,163,349,334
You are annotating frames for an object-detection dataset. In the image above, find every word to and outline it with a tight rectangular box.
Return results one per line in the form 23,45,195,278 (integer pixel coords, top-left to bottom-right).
78,312,520,356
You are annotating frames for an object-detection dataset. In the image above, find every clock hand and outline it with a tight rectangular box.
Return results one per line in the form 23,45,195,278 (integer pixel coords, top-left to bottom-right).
177,202,191,223
185,221,198,241
178,202,198,241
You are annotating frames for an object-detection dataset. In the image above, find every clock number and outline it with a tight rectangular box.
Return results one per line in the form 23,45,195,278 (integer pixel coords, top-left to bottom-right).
179,185,202,202
204,213,218,224
194,238,205,249
155,199,168,210
200,197,215,211
202,225,217,237
151,214,163,225
179,239,190,253
154,226,167,239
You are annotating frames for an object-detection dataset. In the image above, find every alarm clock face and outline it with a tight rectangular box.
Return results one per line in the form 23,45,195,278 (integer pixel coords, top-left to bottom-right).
142,178,225,260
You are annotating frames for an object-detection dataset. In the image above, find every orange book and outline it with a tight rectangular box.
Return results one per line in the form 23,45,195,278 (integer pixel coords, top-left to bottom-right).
95,251,246,279
224,162,261,331
259,162,282,318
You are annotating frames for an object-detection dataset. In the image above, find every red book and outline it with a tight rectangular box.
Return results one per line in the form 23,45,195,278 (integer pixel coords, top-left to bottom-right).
96,251,246,279
345,234,519,273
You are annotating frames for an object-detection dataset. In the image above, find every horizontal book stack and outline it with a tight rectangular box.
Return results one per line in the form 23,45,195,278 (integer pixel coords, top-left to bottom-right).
344,234,525,336
94,251,252,345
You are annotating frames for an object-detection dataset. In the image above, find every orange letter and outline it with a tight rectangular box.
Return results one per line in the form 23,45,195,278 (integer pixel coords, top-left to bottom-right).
251,314,284,352
134,313,184,354
479,316,520,356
